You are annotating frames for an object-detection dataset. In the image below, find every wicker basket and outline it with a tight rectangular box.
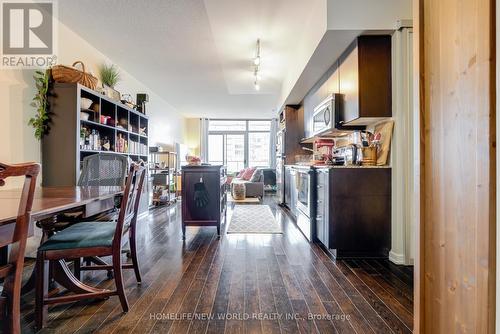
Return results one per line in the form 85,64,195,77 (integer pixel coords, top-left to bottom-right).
52,61,98,90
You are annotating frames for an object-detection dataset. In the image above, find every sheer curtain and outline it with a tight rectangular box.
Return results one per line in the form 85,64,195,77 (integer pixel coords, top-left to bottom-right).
199,118,210,162
270,118,278,169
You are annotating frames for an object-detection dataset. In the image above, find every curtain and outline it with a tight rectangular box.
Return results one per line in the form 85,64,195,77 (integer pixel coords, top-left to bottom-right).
270,118,278,169
199,118,209,162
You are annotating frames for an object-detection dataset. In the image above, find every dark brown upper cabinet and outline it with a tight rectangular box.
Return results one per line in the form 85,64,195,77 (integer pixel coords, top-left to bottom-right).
338,35,392,126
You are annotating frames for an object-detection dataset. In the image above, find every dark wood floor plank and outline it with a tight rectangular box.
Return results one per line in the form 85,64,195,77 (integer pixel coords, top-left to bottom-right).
306,248,373,334
356,260,413,313
18,196,413,334
205,238,237,334
345,260,413,330
224,247,245,334
256,249,281,334
290,264,337,334
375,259,413,286
310,245,393,334
275,253,304,300
335,261,411,334
187,237,229,334
147,233,216,333
265,247,300,334
166,234,221,334
243,243,263,334
363,260,414,302
289,299,317,334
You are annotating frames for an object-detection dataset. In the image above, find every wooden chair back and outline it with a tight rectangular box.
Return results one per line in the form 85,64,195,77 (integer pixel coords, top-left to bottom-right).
112,163,146,248
0,162,40,333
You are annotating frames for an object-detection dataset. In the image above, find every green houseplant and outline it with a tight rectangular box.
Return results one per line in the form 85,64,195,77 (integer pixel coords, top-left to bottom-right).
98,64,121,100
29,69,52,140
99,64,120,88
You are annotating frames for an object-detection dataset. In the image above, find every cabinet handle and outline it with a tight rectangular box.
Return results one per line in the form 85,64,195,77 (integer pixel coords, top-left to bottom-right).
316,215,323,219
317,200,323,204
317,185,323,189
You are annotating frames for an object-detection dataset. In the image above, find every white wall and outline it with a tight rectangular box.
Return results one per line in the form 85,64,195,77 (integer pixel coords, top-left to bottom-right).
327,0,412,30
390,26,415,265
0,20,184,187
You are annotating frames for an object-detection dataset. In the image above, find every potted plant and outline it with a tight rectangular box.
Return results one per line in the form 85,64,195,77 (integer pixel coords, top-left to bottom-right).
28,69,52,140
98,63,121,100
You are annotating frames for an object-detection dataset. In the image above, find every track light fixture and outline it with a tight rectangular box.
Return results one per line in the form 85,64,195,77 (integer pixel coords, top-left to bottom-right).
253,39,261,91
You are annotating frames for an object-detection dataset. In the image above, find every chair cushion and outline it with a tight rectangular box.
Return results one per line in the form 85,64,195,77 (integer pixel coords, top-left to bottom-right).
249,169,263,182
38,221,117,251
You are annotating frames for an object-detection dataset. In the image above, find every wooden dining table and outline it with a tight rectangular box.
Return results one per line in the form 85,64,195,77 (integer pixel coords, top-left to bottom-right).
0,186,124,294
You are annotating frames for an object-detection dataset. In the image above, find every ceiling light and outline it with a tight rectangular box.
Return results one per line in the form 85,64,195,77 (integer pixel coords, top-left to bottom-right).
252,39,261,90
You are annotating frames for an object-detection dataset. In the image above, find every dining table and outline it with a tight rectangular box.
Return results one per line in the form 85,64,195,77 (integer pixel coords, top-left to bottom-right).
0,186,124,294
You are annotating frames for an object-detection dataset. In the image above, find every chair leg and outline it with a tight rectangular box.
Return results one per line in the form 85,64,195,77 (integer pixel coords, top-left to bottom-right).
35,255,49,330
1,267,22,334
112,251,128,312
73,258,81,280
128,234,142,284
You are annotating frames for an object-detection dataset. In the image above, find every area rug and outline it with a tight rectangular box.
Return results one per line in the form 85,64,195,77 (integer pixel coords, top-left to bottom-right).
227,195,260,203
227,205,282,234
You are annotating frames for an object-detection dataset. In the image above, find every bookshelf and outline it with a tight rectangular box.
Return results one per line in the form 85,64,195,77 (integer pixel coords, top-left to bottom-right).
42,83,149,186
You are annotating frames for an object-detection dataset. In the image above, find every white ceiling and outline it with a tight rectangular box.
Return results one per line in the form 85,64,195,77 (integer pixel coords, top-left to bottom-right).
58,0,324,118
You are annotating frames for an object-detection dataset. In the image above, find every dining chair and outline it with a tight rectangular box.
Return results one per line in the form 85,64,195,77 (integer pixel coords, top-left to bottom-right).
0,162,40,334
48,153,129,278
78,153,129,187
35,163,146,329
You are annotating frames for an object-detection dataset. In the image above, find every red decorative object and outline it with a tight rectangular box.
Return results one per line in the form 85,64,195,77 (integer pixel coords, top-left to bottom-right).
236,169,246,178
241,167,256,181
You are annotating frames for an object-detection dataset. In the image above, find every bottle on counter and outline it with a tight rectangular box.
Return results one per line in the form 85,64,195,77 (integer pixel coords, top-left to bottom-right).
90,130,95,150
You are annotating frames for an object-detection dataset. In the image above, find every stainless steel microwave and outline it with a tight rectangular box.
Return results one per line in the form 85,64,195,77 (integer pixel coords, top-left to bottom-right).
311,93,343,136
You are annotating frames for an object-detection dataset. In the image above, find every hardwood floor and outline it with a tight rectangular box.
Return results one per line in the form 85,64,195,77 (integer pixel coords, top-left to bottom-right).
17,196,413,333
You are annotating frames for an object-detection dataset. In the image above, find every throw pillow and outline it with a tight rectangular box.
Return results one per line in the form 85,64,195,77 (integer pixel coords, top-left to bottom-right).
241,167,256,181
249,169,263,182
236,168,246,178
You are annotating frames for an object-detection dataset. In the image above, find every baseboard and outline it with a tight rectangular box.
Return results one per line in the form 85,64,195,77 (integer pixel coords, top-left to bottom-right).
389,250,406,265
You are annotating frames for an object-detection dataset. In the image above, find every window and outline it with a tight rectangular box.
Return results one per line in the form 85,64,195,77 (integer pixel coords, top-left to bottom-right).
208,134,223,165
207,119,273,173
209,120,246,132
248,132,270,167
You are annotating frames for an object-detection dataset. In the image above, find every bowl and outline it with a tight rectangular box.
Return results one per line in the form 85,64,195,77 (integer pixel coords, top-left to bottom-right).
81,98,93,110
80,112,90,121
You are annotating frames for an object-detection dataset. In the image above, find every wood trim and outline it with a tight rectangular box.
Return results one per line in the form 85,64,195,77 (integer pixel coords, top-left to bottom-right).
418,0,496,332
414,0,424,332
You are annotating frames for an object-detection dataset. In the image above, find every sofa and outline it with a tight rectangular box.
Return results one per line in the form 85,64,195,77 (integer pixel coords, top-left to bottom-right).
230,167,265,198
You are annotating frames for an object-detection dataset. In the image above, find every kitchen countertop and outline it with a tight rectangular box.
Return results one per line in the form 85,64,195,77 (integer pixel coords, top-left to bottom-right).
314,165,391,169
285,164,391,169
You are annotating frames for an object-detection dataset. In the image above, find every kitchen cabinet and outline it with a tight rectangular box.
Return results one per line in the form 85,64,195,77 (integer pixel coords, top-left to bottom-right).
313,167,391,258
338,35,392,126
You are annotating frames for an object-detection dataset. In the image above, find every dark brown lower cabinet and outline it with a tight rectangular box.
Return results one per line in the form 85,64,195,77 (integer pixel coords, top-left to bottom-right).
181,165,227,238
314,167,391,258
